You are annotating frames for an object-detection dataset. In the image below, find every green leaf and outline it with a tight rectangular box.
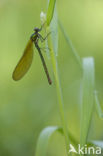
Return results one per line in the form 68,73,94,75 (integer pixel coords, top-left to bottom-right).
80,57,95,147
46,0,56,26
58,20,82,69
35,126,79,156
35,126,62,156
46,10,70,154
50,5,58,56
94,91,103,119
46,5,58,57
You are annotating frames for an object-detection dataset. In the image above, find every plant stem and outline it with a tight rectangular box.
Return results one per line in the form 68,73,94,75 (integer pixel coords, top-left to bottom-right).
47,26,70,156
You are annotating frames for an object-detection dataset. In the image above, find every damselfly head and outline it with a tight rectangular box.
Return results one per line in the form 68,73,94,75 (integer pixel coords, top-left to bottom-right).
34,27,40,32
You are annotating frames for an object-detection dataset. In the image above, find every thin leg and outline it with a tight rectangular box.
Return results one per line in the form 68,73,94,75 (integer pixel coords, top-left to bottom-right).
39,32,51,42
39,22,46,32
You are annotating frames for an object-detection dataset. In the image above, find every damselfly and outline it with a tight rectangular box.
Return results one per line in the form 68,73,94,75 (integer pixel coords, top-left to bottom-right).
12,25,52,85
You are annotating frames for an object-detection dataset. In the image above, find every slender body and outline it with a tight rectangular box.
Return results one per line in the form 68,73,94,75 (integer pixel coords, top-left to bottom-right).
12,26,52,85
30,27,52,85
35,43,52,85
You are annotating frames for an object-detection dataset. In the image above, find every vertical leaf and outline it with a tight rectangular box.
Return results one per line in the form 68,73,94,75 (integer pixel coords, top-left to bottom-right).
94,91,103,119
45,5,58,57
80,57,95,147
59,20,82,69
50,5,58,56
46,0,56,26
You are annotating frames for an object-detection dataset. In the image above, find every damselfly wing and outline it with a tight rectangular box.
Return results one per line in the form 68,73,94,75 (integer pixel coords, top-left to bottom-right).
12,39,33,81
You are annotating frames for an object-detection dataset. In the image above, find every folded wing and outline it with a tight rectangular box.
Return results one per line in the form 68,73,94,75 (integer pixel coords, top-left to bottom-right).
12,39,34,81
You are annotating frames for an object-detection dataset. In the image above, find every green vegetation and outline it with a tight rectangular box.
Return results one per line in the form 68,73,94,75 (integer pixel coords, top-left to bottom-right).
0,0,103,156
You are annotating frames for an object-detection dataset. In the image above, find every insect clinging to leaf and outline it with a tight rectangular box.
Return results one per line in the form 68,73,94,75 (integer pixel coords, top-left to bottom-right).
12,24,52,85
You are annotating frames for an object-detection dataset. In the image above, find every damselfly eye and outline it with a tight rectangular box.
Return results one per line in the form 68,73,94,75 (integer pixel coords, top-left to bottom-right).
34,27,39,32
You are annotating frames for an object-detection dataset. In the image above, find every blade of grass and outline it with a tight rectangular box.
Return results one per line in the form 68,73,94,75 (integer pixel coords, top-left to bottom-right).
45,3,58,57
94,91,103,119
47,27,70,155
80,57,95,148
46,1,70,156
35,126,79,156
58,20,82,69
46,0,56,26
35,126,60,156
40,1,72,155
50,5,58,56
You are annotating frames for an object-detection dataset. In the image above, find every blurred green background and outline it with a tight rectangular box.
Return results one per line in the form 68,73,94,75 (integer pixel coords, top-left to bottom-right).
0,0,103,155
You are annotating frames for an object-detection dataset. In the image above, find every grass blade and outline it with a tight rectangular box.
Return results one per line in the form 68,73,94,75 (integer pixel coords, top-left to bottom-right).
35,126,62,156
46,1,70,155
94,91,103,119
50,5,58,56
47,31,70,155
58,20,82,69
80,57,95,147
45,4,58,57
46,0,56,26
35,126,79,156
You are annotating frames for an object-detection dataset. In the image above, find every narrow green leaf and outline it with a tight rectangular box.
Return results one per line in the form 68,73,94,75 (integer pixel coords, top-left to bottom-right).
50,5,58,56
35,126,78,156
46,0,56,26
58,128,78,147
80,57,95,147
58,20,82,69
46,26,70,155
45,5,58,57
46,1,70,154
94,91,103,119
35,126,62,156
